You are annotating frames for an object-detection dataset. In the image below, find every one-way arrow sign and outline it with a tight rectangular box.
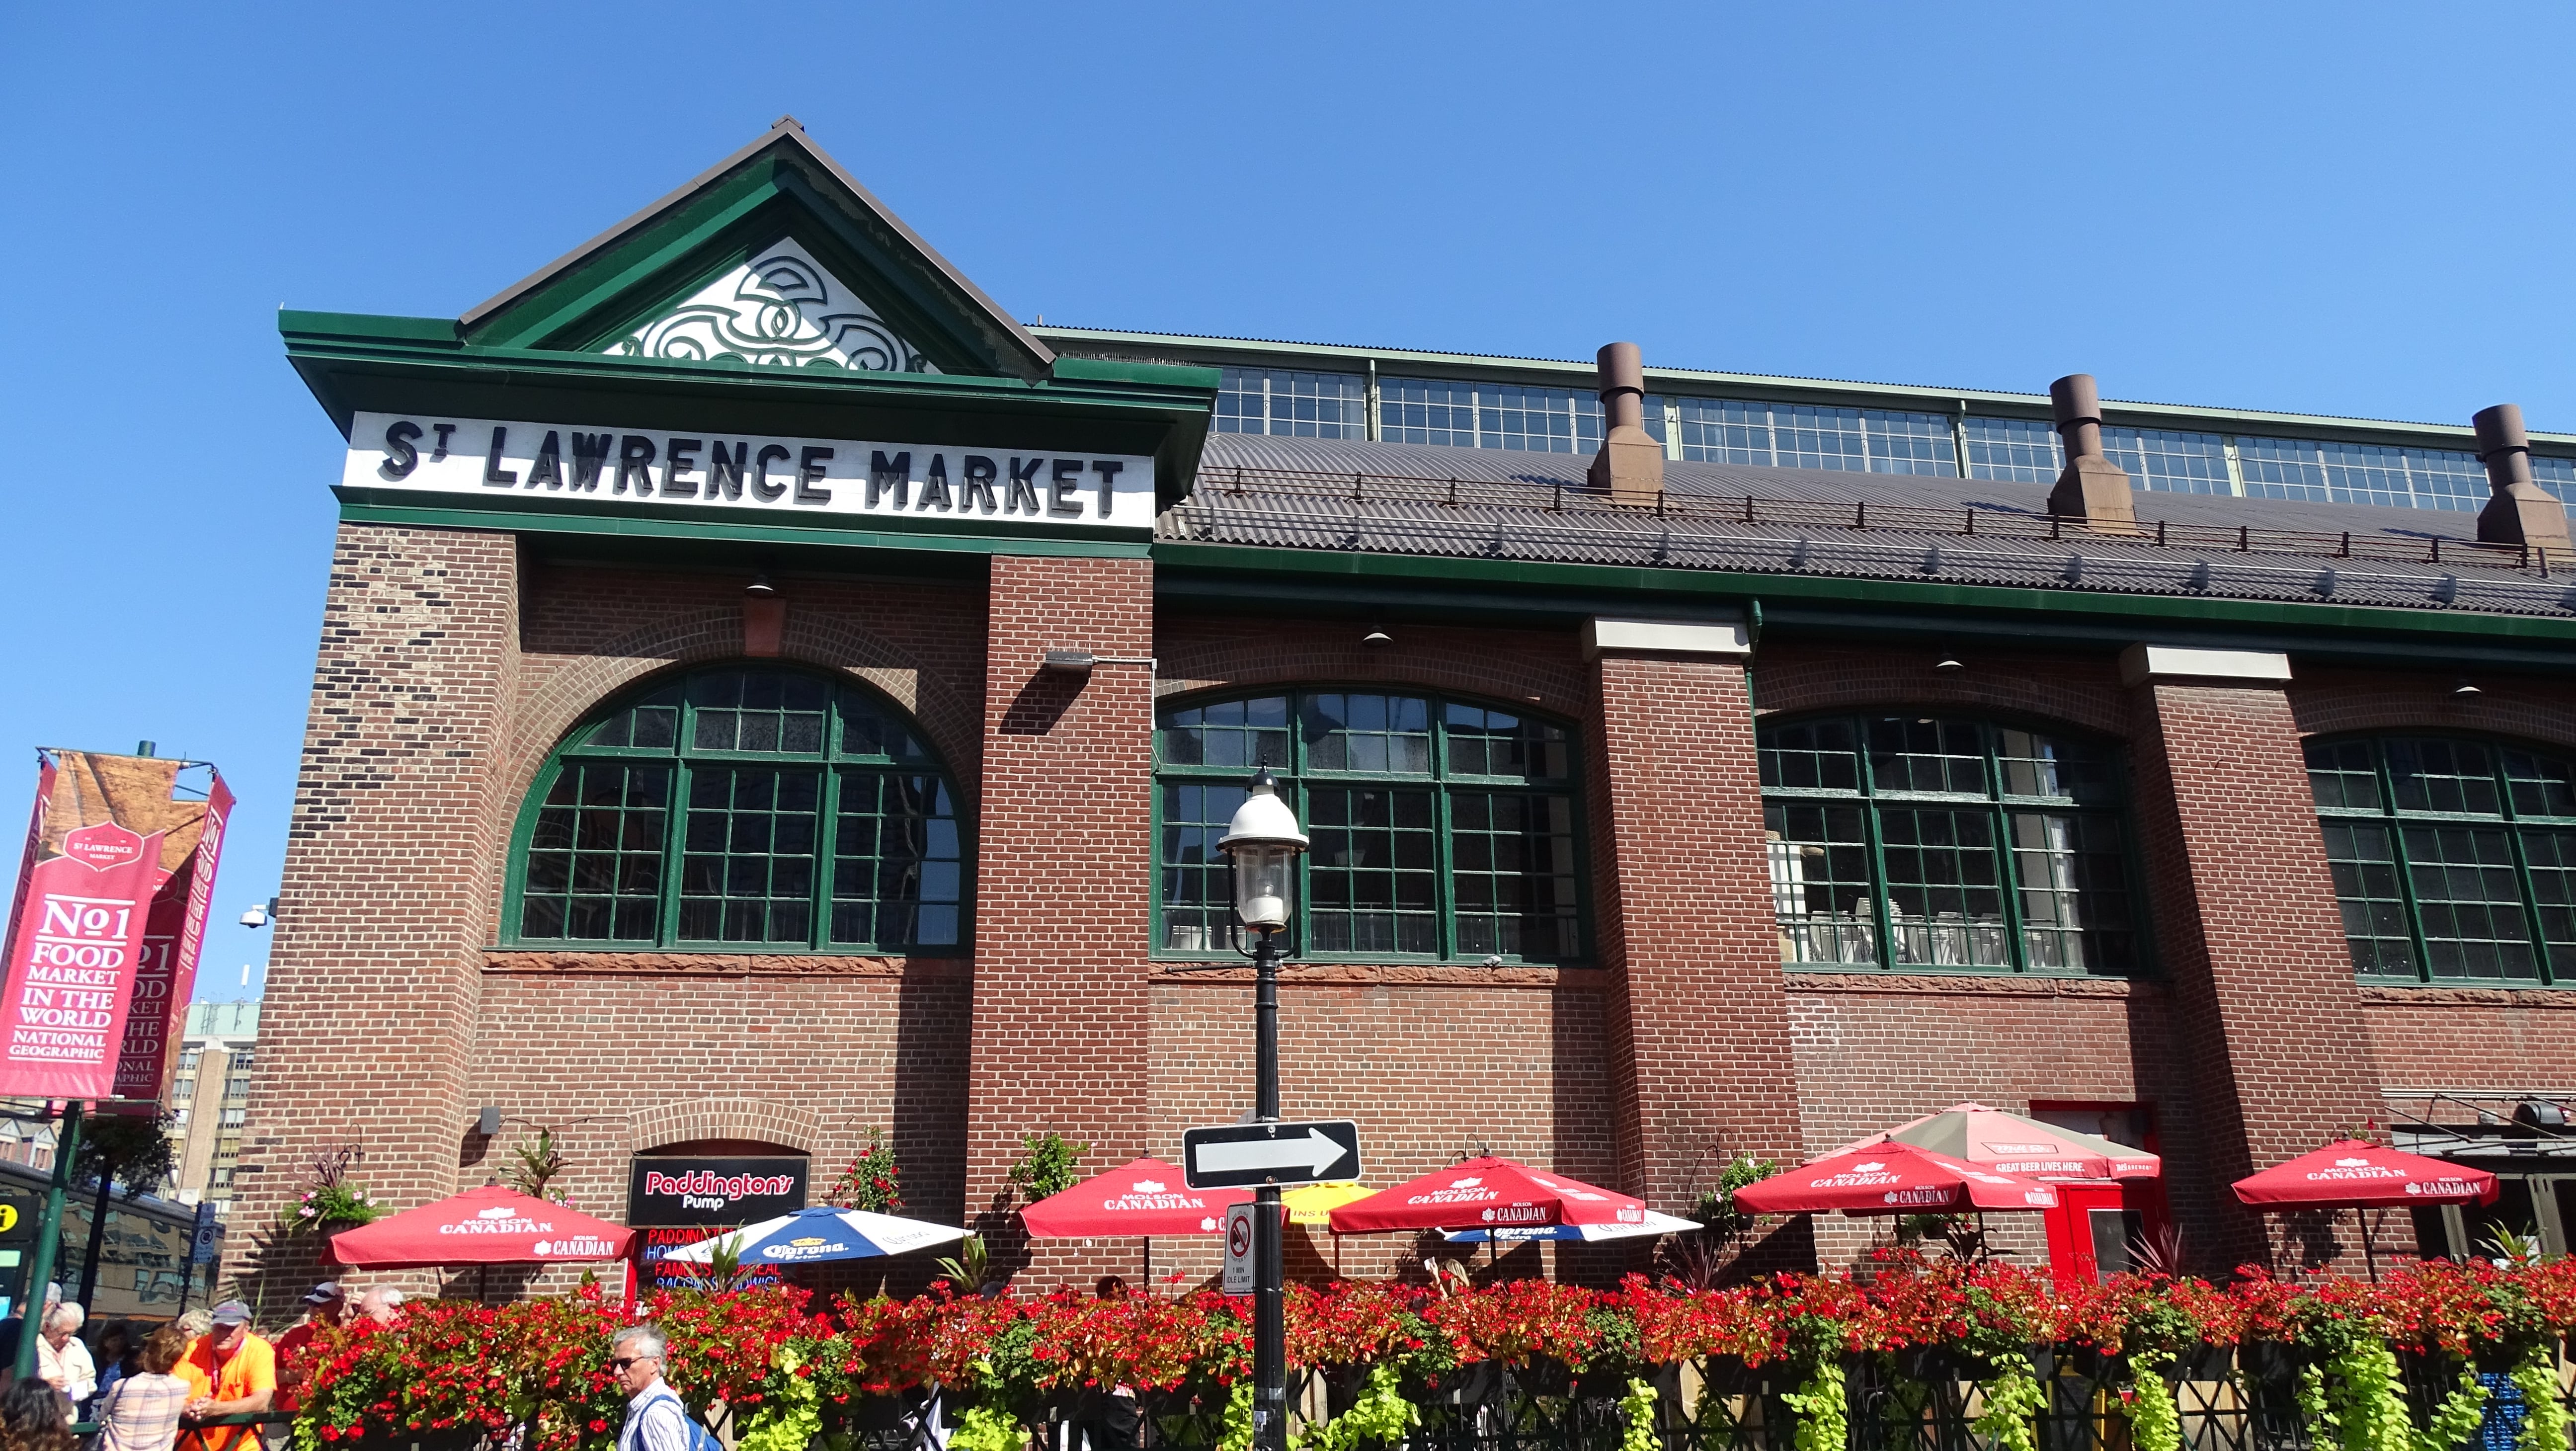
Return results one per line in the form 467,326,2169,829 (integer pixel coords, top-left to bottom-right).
1183,1120,1362,1190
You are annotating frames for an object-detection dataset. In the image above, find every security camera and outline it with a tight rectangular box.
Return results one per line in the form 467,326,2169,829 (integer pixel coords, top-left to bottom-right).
239,906,267,928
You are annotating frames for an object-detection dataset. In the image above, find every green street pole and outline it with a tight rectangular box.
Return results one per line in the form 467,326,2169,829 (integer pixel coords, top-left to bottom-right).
13,1100,82,1383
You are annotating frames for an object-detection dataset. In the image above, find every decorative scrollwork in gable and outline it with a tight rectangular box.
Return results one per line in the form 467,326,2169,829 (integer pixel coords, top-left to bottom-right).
607,239,938,374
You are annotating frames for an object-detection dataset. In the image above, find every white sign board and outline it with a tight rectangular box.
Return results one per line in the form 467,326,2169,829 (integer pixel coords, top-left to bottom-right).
342,412,1158,529
1222,1203,1255,1293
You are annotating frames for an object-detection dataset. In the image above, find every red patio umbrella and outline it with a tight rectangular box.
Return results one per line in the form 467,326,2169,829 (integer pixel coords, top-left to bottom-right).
1329,1157,1645,1233
1732,1140,2061,1216
1022,1157,1253,1291
1021,1157,1252,1238
2231,1140,2498,1208
1829,1103,2161,1181
326,1184,635,1269
2231,1139,2498,1279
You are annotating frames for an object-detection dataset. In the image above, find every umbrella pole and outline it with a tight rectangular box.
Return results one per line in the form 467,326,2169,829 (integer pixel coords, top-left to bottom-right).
1143,1236,1151,1293
2359,1209,2378,1283
479,1264,489,1303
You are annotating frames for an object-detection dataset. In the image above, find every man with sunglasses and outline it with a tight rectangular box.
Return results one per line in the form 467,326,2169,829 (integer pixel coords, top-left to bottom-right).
610,1325,696,1451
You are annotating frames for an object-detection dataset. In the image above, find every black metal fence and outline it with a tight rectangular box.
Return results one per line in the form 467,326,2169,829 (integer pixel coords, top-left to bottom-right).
1001,1346,2575,1451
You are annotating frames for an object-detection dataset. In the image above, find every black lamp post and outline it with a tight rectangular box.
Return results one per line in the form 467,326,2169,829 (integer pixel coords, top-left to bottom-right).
1216,768,1307,1451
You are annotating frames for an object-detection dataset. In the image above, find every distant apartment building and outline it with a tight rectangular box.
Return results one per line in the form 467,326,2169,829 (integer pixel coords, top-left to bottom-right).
166,1002,259,1217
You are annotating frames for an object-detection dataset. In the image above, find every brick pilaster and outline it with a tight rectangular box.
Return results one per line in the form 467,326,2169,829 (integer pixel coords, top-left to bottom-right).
2128,676,2387,1268
227,523,521,1291
966,556,1155,1283
1587,647,1803,1216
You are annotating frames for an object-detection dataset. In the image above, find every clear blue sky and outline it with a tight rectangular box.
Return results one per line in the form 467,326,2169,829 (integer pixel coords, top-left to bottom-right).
4,4,2572,999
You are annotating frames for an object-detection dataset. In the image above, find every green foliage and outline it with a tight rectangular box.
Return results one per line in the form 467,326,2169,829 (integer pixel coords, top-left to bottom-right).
1215,1380,1254,1451
503,1128,571,1204
2418,1368,2493,1451
1971,1352,2048,1451
1691,1156,1781,1250
279,1145,382,1237
2120,1350,2181,1451
2484,1226,2546,1269
824,1128,903,1212
735,1345,822,1451
1782,1357,1846,1451
1295,1363,1418,1451
1617,1377,1660,1451
2511,1343,2569,1451
1007,1132,1089,1203
935,1234,990,1293
2303,1342,2487,1451
949,1405,1022,1451
78,1109,176,1197
689,1233,752,1294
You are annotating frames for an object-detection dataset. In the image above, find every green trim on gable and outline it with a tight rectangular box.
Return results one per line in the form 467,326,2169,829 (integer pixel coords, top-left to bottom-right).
465,161,784,353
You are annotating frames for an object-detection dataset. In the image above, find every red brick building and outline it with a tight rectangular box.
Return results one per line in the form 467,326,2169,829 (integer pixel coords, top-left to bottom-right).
235,120,2576,1294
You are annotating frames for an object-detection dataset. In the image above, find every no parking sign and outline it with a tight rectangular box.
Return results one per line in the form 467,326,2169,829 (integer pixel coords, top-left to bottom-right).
1221,1203,1255,1293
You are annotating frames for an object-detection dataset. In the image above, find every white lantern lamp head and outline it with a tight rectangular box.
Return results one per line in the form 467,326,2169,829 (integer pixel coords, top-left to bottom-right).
1216,768,1308,934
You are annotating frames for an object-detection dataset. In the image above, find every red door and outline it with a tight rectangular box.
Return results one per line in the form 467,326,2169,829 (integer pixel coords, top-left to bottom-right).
2044,1182,2124,1286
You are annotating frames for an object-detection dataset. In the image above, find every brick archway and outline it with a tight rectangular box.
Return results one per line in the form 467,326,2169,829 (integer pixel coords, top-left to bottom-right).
625,1097,822,1155
1751,645,2134,738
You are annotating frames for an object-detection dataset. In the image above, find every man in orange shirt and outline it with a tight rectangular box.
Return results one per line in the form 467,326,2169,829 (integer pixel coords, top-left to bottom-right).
180,1301,275,1451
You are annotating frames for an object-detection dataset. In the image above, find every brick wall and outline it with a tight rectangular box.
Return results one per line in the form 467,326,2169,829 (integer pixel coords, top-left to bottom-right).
1786,974,2186,1266
1143,970,1615,1286
1588,652,1802,1217
966,556,1158,1279
237,534,2568,1296
229,524,522,1290
2127,680,2387,1268
467,962,970,1232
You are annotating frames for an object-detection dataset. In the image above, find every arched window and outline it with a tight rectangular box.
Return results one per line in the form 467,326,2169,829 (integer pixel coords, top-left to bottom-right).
1760,714,2140,974
2306,734,2576,984
506,666,966,952
1155,691,1585,963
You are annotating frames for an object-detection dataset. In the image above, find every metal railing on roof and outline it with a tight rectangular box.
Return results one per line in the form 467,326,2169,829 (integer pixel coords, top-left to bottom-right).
1195,463,2563,576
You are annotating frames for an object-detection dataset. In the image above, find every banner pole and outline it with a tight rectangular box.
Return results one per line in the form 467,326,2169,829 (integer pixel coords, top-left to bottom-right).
13,1100,83,1381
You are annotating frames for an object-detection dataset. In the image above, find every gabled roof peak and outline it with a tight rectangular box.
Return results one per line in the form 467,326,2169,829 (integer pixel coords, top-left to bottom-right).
460,120,1054,381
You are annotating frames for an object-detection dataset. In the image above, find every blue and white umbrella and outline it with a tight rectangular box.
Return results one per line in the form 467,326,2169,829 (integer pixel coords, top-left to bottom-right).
660,1206,969,1266
1443,1209,1700,1244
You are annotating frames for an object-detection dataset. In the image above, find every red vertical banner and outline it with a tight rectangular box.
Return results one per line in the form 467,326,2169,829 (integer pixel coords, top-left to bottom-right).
114,775,230,1102
0,752,228,1103
0,820,172,1097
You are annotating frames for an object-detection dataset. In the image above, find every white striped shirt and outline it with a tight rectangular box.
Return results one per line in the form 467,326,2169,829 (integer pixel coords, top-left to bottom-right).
619,1382,695,1451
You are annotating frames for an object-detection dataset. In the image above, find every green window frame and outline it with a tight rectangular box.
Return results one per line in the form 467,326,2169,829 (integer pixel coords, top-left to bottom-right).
503,664,968,953
1759,713,2145,976
1154,690,1588,965
2306,732,2576,986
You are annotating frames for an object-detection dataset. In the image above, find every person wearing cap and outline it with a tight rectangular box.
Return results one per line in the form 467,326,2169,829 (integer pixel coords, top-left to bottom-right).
178,1302,273,1451
272,1284,344,1415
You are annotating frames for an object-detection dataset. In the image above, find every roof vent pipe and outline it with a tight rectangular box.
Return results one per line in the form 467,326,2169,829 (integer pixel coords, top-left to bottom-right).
1587,342,1665,506
2044,373,2138,534
2471,403,2574,554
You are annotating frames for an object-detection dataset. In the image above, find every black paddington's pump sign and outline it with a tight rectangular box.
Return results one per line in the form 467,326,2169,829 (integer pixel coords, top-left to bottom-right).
627,1156,808,1227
